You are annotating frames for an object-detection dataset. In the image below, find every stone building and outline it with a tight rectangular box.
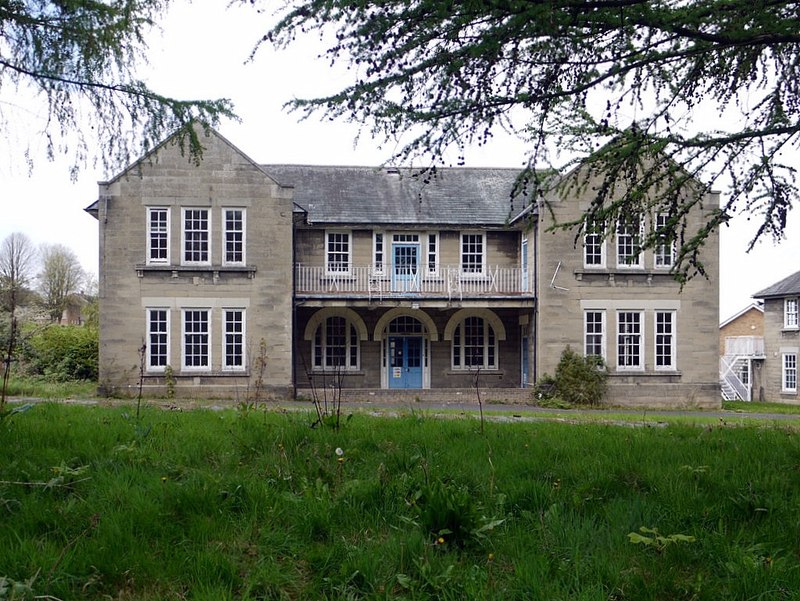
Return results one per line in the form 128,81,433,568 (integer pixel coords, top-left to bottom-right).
87,127,721,407
754,272,800,403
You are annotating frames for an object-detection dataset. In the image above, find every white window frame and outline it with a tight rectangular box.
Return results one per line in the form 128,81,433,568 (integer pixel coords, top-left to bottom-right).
312,315,360,371
654,310,677,371
584,310,606,360
426,232,439,276
182,208,211,266
583,220,606,268
460,231,486,276
182,308,211,371
785,298,799,329
616,217,643,269
372,231,385,275
146,207,170,265
782,352,797,393
616,311,644,371
146,308,170,372
222,308,246,372
326,230,352,275
451,316,498,370
654,213,676,269
222,208,246,266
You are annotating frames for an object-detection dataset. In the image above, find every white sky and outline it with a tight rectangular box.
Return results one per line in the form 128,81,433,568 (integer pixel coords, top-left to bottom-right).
1,0,798,320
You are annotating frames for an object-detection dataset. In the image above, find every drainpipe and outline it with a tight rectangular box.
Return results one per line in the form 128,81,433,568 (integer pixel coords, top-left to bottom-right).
532,207,539,385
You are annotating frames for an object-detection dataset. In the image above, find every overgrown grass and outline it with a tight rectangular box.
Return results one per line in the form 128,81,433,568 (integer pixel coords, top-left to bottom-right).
724,400,800,415
2,375,96,399
1,404,799,600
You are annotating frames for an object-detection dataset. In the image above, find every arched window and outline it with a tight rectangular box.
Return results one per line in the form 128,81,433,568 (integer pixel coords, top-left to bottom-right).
313,316,359,370
452,316,497,369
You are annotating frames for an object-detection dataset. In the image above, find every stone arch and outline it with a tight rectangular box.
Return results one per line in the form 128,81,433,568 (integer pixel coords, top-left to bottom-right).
443,308,507,341
373,308,439,341
303,307,369,341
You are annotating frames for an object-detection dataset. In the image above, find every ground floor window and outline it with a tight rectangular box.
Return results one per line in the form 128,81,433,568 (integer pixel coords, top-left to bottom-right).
183,309,210,369
452,316,497,369
313,315,359,370
617,311,643,370
223,309,245,370
584,311,605,359
146,308,169,371
783,353,797,392
654,311,676,370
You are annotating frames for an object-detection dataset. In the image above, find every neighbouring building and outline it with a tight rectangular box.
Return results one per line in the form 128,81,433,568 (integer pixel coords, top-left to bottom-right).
753,271,800,403
86,127,721,407
719,303,765,402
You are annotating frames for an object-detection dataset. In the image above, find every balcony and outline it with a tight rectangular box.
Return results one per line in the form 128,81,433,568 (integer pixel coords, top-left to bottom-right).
724,336,765,358
295,264,532,302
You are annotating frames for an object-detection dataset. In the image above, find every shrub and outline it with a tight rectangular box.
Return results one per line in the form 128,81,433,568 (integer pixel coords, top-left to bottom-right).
20,324,98,381
533,346,607,407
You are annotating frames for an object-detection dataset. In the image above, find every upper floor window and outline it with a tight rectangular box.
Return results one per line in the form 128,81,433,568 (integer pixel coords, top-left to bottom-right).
654,213,676,269
461,232,485,275
616,217,642,268
583,220,605,268
785,298,798,329
147,208,170,265
222,309,246,371
452,316,497,369
223,209,245,265
427,233,438,275
617,311,643,370
584,310,606,359
183,208,210,265
183,309,210,370
654,311,676,370
326,231,351,274
146,308,169,371
373,232,384,275
313,315,359,370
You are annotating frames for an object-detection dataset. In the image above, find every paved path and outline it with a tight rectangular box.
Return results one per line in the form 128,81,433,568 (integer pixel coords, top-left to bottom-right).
10,397,798,423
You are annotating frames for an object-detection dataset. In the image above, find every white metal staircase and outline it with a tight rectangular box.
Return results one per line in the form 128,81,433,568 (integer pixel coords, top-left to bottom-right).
719,336,765,402
719,355,750,401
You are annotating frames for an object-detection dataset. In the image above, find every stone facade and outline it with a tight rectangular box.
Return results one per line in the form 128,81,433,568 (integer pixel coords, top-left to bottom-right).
90,127,721,407
758,297,800,403
535,166,721,408
93,129,295,398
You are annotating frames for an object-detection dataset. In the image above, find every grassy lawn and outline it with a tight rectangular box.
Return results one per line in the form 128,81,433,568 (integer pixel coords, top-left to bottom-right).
1,375,97,400
2,403,799,600
723,400,800,415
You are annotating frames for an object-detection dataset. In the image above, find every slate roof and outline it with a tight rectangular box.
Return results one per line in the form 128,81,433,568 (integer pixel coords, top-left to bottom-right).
261,165,534,227
753,269,800,299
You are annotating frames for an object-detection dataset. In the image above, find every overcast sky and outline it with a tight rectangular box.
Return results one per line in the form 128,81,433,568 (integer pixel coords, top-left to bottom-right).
1,0,798,320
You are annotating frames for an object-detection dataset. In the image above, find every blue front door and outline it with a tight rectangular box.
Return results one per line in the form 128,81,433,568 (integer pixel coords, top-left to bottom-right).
392,244,419,292
388,336,423,388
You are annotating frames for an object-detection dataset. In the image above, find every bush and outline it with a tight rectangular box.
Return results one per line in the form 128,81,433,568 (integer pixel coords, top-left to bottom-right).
533,346,607,407
20,325,98,381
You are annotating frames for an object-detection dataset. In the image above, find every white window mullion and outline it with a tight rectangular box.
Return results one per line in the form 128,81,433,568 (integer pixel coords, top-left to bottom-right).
222,208,246,265
146,308,170,371
183,308,210,370
222,308,245,371
147,208,170,265
783,353,797,392
654,310,676,370
785,298,798,329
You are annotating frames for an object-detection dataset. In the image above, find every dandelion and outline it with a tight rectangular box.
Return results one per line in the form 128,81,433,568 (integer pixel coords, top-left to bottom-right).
161,476,167,483
337,457,345,464
335,447,344,456
488,553,495,562
436,536,445,545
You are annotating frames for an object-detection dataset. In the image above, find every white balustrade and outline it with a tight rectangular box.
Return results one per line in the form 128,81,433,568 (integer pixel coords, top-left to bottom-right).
294,264,530,296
